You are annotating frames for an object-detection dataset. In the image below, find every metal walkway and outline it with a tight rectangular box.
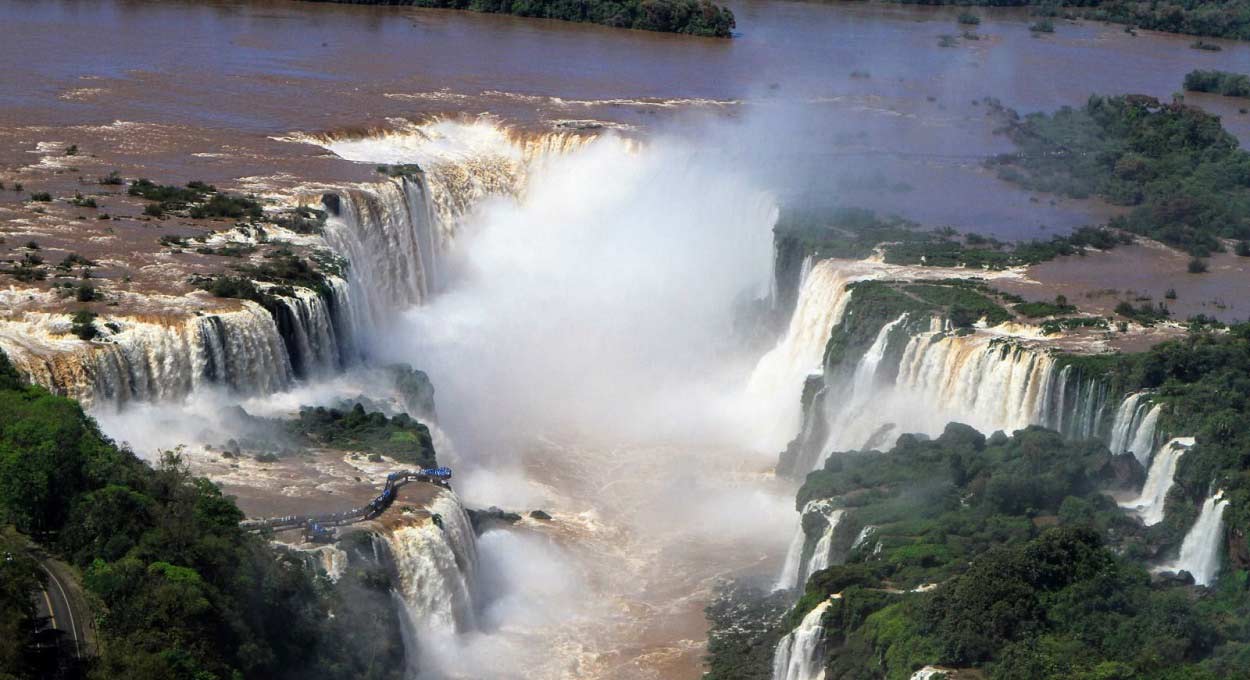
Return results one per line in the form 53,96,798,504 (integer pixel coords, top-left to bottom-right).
240,467,453,538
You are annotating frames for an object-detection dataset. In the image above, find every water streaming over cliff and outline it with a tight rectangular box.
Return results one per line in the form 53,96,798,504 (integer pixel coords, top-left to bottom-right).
310,119,589,338
0,302,292,409
377,488,480,667
777,501,843,591
1109,392,1149,457
1120,437,1193,526
772,598,832,680
746,260,864,448
1160,490,1228,586
271,283,351,377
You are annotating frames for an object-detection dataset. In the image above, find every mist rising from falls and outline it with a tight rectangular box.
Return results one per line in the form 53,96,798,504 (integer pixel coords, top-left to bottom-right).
772,598,831,680
372,129,776,448
1160,490,1228,586
0,303,292,409
312,119,590,344
1121,437,1193,526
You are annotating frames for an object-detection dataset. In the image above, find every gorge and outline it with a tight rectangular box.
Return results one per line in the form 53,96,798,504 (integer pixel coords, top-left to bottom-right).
4,2,1250,679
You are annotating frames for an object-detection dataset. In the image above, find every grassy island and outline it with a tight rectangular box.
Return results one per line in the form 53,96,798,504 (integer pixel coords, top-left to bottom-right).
300,0,736,37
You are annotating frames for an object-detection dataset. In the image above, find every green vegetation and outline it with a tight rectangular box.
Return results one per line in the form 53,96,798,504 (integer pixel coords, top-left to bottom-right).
272,206,328,235
1189,256,1210,273
129,179,262,220
1192,39,1223,50
295,404,437,468
0,351,407,679
98,171,124,186
1055,324,1250,557
774,207,1129,271
1029,17,1054,32
1184,69,1250,97
991,95,1250,255
1013,295,1075,318
29,192,52,202
904,282,1012,327
70,310,98,341
189,193,263,220
69,193,98,209
300,0,735,36
880,0,1250,40
957,10,980,25
1114,299,1170,325
710,423,1247,679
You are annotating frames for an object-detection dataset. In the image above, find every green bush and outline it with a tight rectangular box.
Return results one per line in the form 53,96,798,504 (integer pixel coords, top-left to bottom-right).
302,0,735,36
1184,69,1250,97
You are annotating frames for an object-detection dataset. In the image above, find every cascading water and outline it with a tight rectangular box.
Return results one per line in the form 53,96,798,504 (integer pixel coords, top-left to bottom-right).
1108,392,1147,455
895,335,1059,437
1120,437,1193,526
311,119,586,339
1125,404,1163,465
271,283,348,377
1159,490,1228,586
0,303,292,409
850,314,906,397
747,260,860,447
772,598,833,680
322,179,444,334
378,488,479,665
804,509,846,579
777,501,842,591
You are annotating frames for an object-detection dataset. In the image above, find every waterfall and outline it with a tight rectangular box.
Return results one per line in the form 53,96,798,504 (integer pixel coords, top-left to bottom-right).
805,509,846,578
1159,490,1228,586
772,598,832,680
1120,437,1193,526
0,303,292,409
382,488,479,644
1108,392,1146,454
776,500,841,591
850,314,907,397
322,179,443,334
747,260,860,446
1125,404,1163,465
896,336,1058,437
1041,364,1113,441
271,285,346,378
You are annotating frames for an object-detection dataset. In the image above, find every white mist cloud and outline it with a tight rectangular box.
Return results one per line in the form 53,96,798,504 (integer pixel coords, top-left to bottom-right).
371,128,777,457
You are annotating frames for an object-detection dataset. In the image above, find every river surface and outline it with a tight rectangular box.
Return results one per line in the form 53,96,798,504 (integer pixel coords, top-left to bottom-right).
5,0,1250,236
6,1,1250,678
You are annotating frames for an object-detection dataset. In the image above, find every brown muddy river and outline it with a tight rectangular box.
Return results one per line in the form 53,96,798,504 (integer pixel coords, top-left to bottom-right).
6,0,1250,237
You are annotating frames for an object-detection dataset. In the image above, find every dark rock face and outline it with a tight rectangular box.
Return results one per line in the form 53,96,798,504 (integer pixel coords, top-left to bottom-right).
1153,569,1196,586
1096,452,1147,491
390,364,437,420
530,510,552,520
321,192,341,216
466,506,522,534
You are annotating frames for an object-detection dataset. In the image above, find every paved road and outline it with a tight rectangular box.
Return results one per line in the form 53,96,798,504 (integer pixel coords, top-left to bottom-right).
31,553,94,659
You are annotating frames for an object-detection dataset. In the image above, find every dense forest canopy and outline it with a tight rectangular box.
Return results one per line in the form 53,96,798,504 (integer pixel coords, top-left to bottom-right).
709,417,1250,679
0,352,407,680
990,95,1250,256
299,0,736,36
